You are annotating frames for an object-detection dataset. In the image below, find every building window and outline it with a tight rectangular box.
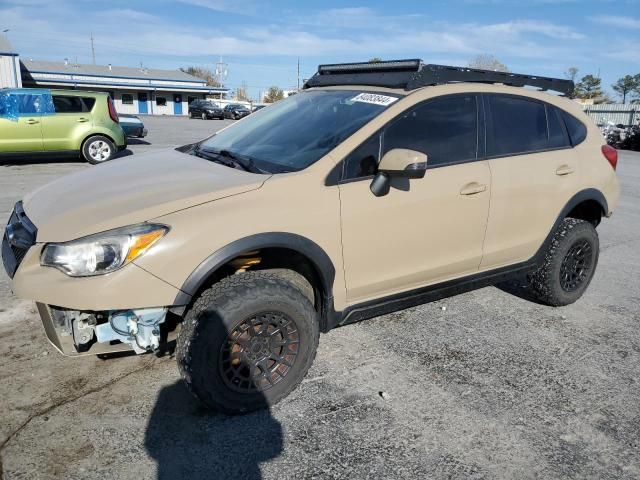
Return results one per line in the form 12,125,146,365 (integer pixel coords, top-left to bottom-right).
121,94,134,105
156,96,167,106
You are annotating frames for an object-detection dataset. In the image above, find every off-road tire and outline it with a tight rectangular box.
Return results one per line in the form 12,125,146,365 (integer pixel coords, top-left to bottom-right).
176,271,320,414
82,135,116,164
528,218,599,306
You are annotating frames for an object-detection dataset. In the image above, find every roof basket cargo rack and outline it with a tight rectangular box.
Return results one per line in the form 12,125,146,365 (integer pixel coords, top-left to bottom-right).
303,59,574,96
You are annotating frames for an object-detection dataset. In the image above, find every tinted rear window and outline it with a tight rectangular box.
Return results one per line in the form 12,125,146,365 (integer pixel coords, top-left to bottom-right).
560,110,587,146
53,95,95,113
487,95,547,157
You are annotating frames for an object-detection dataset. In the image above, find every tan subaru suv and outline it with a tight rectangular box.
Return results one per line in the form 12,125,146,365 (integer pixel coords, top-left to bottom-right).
2,60,619,414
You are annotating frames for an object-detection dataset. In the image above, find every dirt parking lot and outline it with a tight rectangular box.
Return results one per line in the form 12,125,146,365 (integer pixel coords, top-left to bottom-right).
1,116,639,479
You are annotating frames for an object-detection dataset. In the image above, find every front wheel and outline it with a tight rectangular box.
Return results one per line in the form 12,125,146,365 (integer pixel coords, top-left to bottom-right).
176,271,320,414
201,112,207,120
82,135,116,164
528,218,599,306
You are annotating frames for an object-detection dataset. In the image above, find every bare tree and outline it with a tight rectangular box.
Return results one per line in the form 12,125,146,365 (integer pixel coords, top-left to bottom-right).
235,81,249,101
564,67,579,83
180,66,221,87
468,54,509,72
263,86,284,103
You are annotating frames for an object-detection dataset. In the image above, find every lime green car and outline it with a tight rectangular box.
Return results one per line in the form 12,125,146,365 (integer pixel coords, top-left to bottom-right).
0,88,126,164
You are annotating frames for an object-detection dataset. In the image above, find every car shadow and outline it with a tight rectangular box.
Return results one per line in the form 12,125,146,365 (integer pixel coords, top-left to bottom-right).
0,149,134,166
144,380,283,480
127,138,151,145
494,275,549,305
0,154,84,166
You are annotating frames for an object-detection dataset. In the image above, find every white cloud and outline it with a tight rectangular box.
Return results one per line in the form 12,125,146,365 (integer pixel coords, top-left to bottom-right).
590,15,640,30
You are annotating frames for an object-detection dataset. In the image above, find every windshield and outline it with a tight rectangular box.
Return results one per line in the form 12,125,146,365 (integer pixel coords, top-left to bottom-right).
198,90,399,173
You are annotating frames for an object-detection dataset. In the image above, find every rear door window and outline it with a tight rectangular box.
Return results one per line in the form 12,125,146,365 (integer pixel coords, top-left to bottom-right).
547,105,570,149
486,95,548,157
560,110,587,146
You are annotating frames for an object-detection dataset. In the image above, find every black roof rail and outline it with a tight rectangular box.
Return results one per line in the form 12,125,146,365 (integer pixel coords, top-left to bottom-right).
303,59,574,96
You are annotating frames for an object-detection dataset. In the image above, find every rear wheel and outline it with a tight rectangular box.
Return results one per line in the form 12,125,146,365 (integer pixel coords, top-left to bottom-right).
528,218,599,306
82,135,116,164
176,271,319,414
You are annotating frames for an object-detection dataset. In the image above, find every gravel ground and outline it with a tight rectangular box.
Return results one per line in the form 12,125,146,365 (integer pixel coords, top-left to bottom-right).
0,117,639,480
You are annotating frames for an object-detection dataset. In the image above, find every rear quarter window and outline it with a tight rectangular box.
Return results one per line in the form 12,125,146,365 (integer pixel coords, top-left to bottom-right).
52,95,95,113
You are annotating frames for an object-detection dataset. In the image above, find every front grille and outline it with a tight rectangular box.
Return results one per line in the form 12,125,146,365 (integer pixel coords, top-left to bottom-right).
2,202,37,278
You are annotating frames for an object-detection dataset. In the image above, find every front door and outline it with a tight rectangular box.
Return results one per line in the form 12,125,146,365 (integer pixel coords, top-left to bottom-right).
0,92,44,153
173,94,183,115
339,94,491,304
138,93,148,114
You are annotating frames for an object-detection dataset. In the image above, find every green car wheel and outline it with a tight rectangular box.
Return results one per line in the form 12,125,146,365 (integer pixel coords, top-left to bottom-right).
82,135,116,165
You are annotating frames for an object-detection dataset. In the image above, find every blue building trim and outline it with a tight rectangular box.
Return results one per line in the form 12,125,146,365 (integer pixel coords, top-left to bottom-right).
0,52,19,56
24,68,210,85
24,77,227,93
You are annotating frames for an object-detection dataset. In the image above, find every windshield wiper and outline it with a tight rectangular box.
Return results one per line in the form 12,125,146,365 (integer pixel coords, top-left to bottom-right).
194,146,265,173
217,149,267,174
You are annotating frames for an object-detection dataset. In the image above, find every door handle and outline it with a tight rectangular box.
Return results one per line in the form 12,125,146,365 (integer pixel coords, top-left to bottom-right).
460,182,487,196
26,119,39,125
556,165,574,176
77,117,89,123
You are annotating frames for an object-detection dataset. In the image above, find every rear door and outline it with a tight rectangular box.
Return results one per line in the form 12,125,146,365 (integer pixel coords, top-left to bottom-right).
480,94,578,269
41,95,95,151
0,92,44,153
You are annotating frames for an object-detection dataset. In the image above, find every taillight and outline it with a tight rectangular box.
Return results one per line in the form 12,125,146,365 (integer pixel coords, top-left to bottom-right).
601,145,618,170
107,96,119,123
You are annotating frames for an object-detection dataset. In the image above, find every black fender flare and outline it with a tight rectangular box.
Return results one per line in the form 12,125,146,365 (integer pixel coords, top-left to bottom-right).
171,232,336,311
531,188,608,265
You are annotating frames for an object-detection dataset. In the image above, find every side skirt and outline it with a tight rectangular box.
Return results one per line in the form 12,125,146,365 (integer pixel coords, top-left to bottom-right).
330,260,537,329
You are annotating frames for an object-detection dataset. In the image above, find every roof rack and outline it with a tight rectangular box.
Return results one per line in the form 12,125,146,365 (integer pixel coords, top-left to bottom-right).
303,59,574,96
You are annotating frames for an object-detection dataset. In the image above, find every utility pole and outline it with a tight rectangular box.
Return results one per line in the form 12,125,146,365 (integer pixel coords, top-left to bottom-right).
90,33,96,65
214,56,228,87
297,57,300,91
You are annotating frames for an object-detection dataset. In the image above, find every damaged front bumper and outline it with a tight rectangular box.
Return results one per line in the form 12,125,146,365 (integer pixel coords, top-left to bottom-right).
37,303,176,356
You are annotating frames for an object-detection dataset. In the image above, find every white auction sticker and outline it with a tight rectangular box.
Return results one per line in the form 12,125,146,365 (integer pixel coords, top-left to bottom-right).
349,93,398,106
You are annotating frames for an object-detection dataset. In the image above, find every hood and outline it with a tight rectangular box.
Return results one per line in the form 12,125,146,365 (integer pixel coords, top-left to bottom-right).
23,149,269,242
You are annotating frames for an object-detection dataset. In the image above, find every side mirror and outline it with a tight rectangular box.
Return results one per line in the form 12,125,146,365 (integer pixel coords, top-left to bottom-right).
370,148,428,197
378,148,428,179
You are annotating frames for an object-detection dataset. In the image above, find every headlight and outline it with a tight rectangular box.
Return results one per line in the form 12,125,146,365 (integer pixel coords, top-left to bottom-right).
41,224,168,277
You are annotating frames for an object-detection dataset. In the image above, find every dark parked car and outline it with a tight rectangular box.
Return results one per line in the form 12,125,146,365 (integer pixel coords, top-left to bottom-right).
223,104,251,120
119,114,147,138
189,100,224,120
252,104,267,112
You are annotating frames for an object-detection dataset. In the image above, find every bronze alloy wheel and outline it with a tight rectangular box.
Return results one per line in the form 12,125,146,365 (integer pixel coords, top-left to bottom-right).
218,312,300,393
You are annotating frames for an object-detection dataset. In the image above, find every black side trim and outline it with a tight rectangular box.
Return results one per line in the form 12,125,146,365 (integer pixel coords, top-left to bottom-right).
171,232,336,310
336,261,535,328
327,188,608,329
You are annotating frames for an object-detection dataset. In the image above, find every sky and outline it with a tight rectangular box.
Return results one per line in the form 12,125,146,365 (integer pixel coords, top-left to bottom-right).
1,0,639,100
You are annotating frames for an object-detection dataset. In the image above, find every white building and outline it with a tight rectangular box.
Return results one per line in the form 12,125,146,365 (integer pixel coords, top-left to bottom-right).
0,33,228,116
0,34,22,88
